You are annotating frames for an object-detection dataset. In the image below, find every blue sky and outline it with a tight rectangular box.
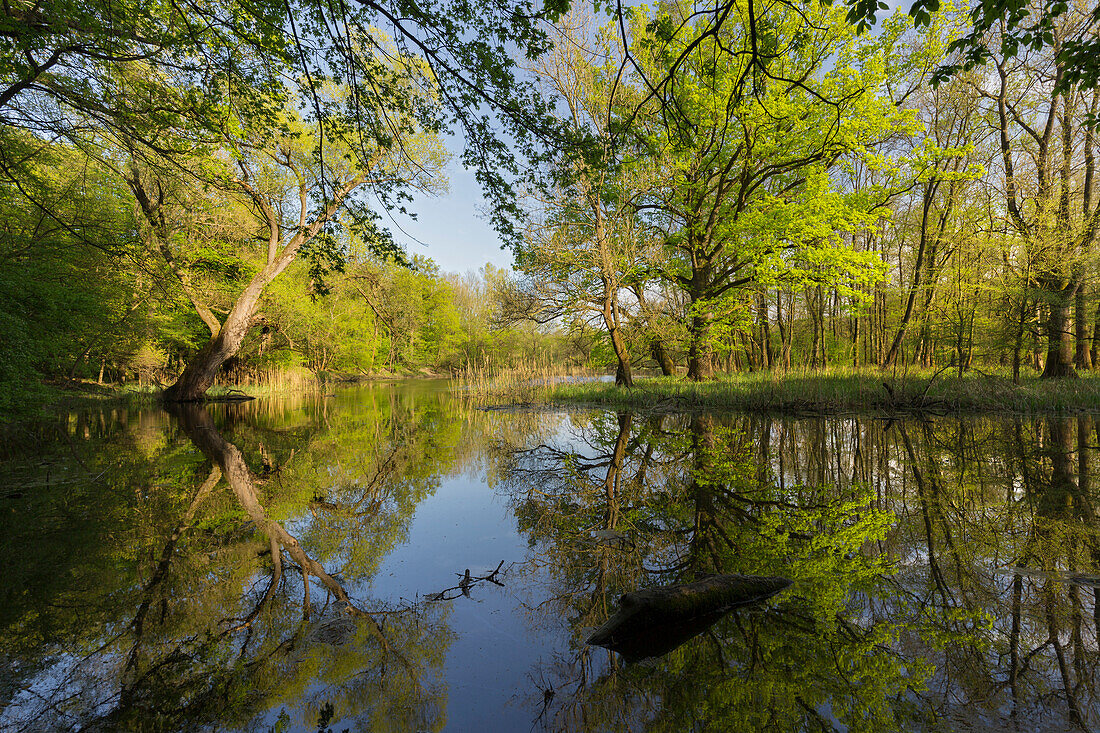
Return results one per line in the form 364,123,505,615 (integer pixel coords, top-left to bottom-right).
393,159,515,276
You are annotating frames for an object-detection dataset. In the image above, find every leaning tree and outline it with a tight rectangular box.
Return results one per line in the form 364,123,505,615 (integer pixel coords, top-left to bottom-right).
0,0,566,400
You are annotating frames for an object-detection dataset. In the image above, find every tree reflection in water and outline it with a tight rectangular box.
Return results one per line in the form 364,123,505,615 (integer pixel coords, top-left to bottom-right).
5,391,1100,731
0,393,465,732
494,412,1100,732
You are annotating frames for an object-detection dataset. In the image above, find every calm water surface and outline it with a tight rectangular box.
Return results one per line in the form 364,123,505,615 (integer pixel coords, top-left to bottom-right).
2,380,1100,731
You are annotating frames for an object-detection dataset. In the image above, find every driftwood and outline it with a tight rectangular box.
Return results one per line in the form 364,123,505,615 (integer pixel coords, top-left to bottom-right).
587,574,792,662
423,561,507,601
200,390,256,403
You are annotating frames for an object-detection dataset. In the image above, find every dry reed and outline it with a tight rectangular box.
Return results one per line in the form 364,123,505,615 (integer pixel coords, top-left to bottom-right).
457,356,595,403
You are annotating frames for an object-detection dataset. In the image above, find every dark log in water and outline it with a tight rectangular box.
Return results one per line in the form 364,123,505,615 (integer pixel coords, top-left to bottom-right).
587,574,792,662
200,394,256,403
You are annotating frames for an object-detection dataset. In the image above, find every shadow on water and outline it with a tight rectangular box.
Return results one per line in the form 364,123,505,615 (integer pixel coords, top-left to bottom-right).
4,385,1100,730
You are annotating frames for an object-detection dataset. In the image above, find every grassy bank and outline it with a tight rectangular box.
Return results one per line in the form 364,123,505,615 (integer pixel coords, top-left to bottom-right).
544,369,1100,414
3,376,318,425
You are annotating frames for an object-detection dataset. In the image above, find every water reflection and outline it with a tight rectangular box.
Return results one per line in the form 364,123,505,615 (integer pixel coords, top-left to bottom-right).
493,412,1100,731
0,387,470,731
495,411,913,730
2,387,1100,730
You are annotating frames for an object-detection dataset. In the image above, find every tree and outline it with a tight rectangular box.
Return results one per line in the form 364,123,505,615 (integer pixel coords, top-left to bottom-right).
1,0,567,399
861,0,1100,92
142,103,446,400
980,10,1100,378
0,130,150,409
624,0,900,379
881,36,988,368
512,11,658,387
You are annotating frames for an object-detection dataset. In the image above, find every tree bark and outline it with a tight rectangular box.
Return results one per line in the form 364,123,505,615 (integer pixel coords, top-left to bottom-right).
758,291,774,369
161,173,364,401
602,281,633,387
586,574,791,662
776,291,793,370
1075,282,1092,370
686,305,713,381
161,276,269,400
1042,283,1079,379
610,324,633,387
650,337,675,375
1091,300,1100,368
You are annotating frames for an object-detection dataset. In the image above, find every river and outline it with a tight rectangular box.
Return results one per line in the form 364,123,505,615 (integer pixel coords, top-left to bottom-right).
1,380,1098,731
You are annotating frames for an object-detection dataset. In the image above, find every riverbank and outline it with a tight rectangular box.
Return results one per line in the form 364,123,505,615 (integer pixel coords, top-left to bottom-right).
4,370,458,425
16,368,1100,422
544,369,1100,414
3,379,292,425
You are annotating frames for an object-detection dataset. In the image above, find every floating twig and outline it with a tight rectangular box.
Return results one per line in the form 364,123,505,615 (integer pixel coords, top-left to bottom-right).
424,560,507,601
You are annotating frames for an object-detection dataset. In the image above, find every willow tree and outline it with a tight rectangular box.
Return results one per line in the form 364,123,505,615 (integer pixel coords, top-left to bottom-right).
619,0,905,379
1,0,566,400
158,107,445,400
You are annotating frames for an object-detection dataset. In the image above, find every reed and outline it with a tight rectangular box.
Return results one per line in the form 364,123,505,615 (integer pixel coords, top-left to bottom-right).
457,356,594,403
211,366,321,396
546,367,1100,414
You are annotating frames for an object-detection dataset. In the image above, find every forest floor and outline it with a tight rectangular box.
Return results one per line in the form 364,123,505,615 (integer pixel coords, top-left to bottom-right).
544,368,1100,415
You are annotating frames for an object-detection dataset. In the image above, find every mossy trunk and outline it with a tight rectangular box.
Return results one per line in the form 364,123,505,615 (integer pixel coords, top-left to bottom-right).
687,308,713,381
1041,286,1078,379
650,337,676,376
1075,283,1092,370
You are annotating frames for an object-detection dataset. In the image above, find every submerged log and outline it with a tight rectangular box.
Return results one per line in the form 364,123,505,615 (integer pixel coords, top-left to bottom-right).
587,574,792,662
200,394,256,403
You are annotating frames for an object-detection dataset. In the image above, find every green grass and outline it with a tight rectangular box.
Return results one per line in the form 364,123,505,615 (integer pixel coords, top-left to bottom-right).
545,367,1100,414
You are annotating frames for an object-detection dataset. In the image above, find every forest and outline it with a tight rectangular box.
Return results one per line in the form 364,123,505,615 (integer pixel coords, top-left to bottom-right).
2,0,1099,408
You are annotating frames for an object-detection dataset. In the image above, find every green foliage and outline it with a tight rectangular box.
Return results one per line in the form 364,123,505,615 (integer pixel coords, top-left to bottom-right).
0,132,151,411
494,410,944,731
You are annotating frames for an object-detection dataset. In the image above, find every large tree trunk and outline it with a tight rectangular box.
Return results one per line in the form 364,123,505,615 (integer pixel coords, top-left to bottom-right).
160,172,363,401
161,283,265,401
602,288,633,388
1041,284,1079,379
1075,282,1092,370
686,305,713,381
586,574,791,662
650,337,675,375
162,244,303,401
1090,300,1100,368
610,325,633,387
